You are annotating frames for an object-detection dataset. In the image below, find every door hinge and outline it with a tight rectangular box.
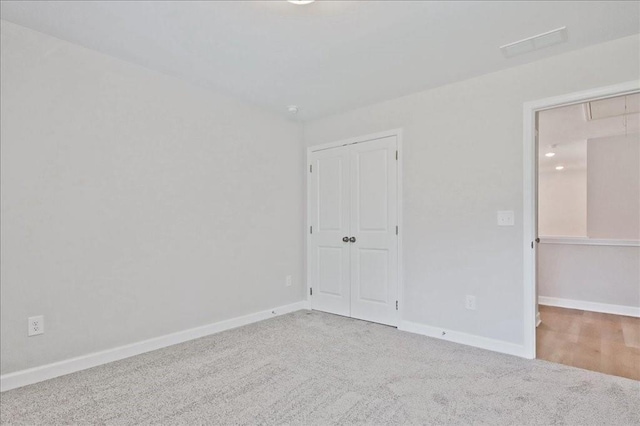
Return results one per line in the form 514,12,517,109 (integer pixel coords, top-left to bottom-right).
396,300,398,310
310,287,313,296
395,150,398,160
310,164,312,173
531,241,534,249
310,226,313,234
396,225,398,235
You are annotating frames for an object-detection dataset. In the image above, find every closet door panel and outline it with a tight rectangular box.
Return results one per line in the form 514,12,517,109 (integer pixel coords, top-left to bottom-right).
349,136,398,326
308,148,351,317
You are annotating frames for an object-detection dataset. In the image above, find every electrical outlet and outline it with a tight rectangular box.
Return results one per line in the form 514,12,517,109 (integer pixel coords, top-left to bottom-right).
28,315,44,336
465,295,476,310
285,275,292,287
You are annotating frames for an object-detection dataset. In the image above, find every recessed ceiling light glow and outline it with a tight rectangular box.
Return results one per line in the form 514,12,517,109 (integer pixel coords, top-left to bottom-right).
287,0,315,4
555,166,564,171
545,152,556,157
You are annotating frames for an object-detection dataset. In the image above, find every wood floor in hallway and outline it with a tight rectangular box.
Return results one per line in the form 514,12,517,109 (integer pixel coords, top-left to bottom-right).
537,305,640,381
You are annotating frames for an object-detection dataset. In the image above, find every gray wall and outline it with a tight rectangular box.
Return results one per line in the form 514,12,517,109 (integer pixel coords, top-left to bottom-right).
538,169,587,237
538,244,639,308
587,134,640,240
303,35,640,346
1,21,304,374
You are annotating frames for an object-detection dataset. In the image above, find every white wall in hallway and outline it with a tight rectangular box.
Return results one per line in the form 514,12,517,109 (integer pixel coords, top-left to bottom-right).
538,169,587,237
303,34,640,347
538,244,639,311
587,133,640,240
0,21,305,375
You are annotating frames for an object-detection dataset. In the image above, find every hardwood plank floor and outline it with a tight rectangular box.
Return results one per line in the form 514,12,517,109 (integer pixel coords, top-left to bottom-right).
537,305,640,381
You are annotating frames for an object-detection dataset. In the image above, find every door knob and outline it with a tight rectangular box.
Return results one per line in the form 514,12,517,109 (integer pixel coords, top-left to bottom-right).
349,236,356,243
343,236,349,242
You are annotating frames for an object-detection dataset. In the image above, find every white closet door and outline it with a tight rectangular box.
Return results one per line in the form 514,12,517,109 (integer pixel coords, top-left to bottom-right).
308,147,351,317
349,136,398,326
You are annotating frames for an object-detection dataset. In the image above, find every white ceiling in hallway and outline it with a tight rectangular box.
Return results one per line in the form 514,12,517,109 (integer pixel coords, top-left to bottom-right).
1,1,639,120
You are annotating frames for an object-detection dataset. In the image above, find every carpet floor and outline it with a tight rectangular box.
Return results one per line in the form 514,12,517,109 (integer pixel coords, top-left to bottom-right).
1,310,639,425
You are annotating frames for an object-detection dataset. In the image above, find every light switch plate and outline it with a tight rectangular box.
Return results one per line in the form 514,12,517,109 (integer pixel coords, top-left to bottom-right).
465,295,477,310
497,210,515,226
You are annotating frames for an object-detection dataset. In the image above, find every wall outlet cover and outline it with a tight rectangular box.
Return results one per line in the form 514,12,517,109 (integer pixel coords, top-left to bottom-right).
28,315,44,336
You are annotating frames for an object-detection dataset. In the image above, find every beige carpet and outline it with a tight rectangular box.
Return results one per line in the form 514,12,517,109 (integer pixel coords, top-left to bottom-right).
1,310,639,425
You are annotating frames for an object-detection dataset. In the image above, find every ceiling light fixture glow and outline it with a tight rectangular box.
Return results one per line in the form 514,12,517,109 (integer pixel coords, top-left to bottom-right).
287,0,315,4
545,152,556,157
555,166,565,171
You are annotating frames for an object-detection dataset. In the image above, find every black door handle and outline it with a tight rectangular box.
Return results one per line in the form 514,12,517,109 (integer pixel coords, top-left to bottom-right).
349,236,356,243
342,236,349,242
535,238,540,243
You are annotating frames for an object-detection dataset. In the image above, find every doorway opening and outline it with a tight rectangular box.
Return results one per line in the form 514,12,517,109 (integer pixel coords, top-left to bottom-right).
523,83,640,379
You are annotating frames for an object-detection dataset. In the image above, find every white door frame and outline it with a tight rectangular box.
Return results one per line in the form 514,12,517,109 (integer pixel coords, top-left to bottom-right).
522,81,639,359
306,128,404,322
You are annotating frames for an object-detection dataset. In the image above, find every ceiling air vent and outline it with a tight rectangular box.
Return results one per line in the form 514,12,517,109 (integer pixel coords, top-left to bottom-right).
500,27,568,58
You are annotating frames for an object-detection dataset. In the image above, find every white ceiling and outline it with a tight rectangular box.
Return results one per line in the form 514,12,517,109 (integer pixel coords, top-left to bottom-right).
1,1,639,120
538,94,640,173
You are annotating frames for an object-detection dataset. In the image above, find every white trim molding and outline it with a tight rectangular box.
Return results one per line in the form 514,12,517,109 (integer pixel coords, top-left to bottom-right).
0,301,310,393
398,321,528,359
307,128,403,153
538,237,640,247
539,297,640,318
522,80,640,360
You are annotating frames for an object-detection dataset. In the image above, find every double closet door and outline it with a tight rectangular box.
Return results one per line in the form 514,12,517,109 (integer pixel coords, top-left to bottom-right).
308,135,399,327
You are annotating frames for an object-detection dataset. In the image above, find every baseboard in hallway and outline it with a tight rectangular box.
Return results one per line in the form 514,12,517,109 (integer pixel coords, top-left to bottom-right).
0,300,310,392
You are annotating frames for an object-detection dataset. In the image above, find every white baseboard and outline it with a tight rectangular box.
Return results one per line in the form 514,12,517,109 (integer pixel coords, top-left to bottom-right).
536,312,541,327
398,320,528,358
538,296,640,318
0,300,310,393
